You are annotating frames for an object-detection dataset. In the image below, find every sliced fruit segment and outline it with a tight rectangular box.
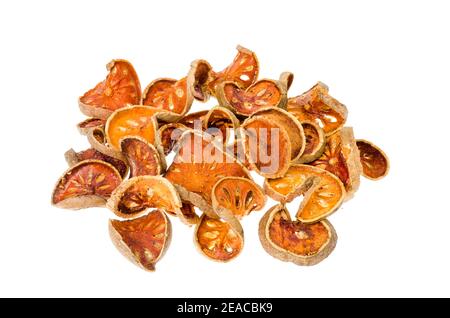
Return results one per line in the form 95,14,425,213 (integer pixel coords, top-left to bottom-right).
188,59,213,102
77,118,105,135
52,160,122,209
87,127,125,162
279,72,294,91
109,209,171,271
356,139,389,180
203,106,240,144
158,123,188,155
177,110,208,129
259,205,337,266
297,121,326,163
120,136,165,177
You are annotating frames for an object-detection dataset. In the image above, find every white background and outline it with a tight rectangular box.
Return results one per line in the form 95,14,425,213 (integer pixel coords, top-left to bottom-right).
0,0,449,297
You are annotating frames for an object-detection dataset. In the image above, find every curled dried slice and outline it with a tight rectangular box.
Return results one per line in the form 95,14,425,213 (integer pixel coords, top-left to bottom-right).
107,176,182,219
259,205,337,266
217,79,286,117
165,130,250,216
194,214,244,262
77,118,105,135
52,160,122,210
310,127,362,200
251,107,305,162
212,177,266,219
109,209,171,271
87,127,125,161
297,121,326,163
176,110,208,129
120,136,166,177
105,105,160,151
142,77,193,121
64,148,128,178
265,164,345,223
158,123,188,155
188,59,213,102
203,106,240,144
79,59,141,119
241,117,291,178
177,201,200,226
356,139,389,180
279,72,294,91
226,139,251,170
287,82,348,136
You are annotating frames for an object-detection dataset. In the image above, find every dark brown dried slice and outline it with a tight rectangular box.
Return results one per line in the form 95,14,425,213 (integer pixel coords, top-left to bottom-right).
203,106,240,144
297,121,326,163
79,59,141,119
109,209,171,271
87,127,126,162
120,136,166,177
259,205,337,266
77,118,105,135
107,176,182,219
176,110,208,129
187,59,213,102
194,214,244,262
356,139,389,180
177,201,200,226
158,123,188,155
287,82,348,136
52,160,122,209
279,72,294,91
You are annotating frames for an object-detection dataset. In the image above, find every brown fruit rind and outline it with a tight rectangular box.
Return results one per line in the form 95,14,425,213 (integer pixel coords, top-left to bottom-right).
356,139,390,180
87,127,126,162
188,59,213,102
158,123,189,155
279,72,294,91
203,106,241,144
76,118,105,135
258,204,337,266
296,121,326,163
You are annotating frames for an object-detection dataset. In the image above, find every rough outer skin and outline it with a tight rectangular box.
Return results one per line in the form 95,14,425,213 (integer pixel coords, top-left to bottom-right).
187,59,213,102
87,127,126,161
258,205,337,266
203,106,241,143
338,128,362,200
76,118,105,135
279,72,294,91
296,121,326,164
356,139,390,180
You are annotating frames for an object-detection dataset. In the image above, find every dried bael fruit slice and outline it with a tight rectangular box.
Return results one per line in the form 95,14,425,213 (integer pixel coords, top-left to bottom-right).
356,139,389,180
287,82,348,136
310,127,362,199
105,105,160,151
216,79,287,117
107,176,182,219
241,117,291,178
87,127,126,162
79,59,141,119
120,136,166,177
265,165,345,223
297,121,326,163
188,59,213,102
142,77,193,122
203,106,240,144
158,123,188,155
194,214,244,262
52,160,122,210
259,205,337,266
279,72,294,91
165,130,250,215
212,177,266,219
77,118,105,135
207,45,259,95
109,209,171,271
64,148,128,178
176,201,200,226
176,110,208,129
251,107,305,162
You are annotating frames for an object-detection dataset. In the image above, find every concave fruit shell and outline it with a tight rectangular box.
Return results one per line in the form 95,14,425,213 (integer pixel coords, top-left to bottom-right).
356,139,389,180
176,110,208,129
310,127,362,200
105,105,160,151
158,123,188,155
87,127,125,161
120,136,166,177
165,130,250,216
52,159,122,210
203,106,240,144
64,148,128,178
187,59,213,102
194,214,244,262
109,209,171,271
264,164,345,223
216,79,287,117
240,116,291,178
251,107,305,162
79,59,141,119
212,177,266,219
175,201,200,226
107,176,182,219
77,118,105,135
259,204,337,266
279,72,294,91
287,82,348,136
142,77,193,122
297,121,326,163
207,45,259,96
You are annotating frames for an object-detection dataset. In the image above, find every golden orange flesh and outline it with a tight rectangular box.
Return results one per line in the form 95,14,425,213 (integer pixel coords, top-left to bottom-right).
80,60,141,111
53,161,122,204
204,109,235,142
196,215,243,261
357,140,388,179
73,148,127,178
303,123,321,155
268,209,329,256
142,78,188,114
121,138,160,177
111,210,168,271
177,111,208,129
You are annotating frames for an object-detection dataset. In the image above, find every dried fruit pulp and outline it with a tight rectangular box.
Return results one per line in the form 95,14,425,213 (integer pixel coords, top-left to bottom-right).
299,122,325,163
68,148,128,178
142,78,190,114
356,140,389,180
121,137,162,177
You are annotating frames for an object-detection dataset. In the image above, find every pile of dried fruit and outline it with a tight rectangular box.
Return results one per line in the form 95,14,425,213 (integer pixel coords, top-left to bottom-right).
51,46,389,271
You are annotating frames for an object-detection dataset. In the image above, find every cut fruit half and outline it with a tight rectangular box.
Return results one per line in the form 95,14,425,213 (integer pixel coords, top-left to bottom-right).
188,59,213,102
77,118,105,135
203,106,240,144
158,123,188,155
279,72,294,91
87,127,126,162
297,121,326,163
356,139,389,180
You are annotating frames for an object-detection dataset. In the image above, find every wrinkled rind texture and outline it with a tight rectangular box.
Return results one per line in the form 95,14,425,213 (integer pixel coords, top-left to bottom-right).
356,140,389,180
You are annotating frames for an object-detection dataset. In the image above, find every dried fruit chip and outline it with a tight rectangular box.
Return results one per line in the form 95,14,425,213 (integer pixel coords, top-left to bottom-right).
241,116,291,178
203,106,240,144
77,118,105,135
356,139,389,180
279,72,294,91
297,121,326,163
187,59,213,102
310,127,362,199
226,139,251,170
265,164,345,223
177,201,200,226
105,105,160,151
107,176,182,219
158,123,188,155
217,79,286,117
79,59,141,119
109,209,171,271
259,204,337,266
120,136,166,177
287,82,348,136
194,214,244,262
176,110,208,129
52,160,122,209
87,127,126,162
212,177,266,219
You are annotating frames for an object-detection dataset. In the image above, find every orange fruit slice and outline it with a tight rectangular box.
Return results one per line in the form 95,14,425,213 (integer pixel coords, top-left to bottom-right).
356,139,389,180
203,106,240,144
297,121,326,163
77,118,105,135
158,123,188,155
120,136,165,177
